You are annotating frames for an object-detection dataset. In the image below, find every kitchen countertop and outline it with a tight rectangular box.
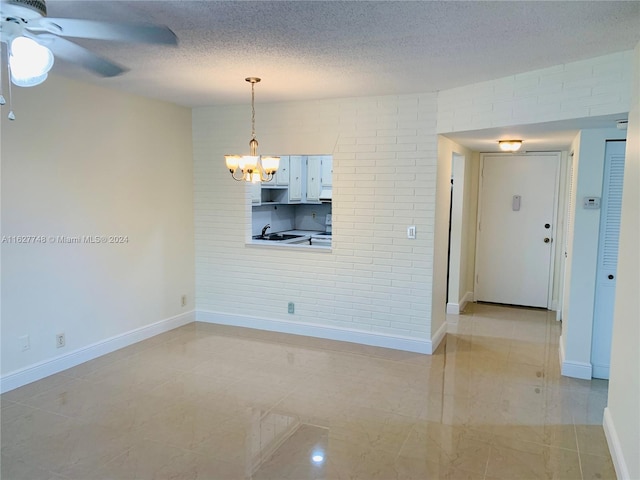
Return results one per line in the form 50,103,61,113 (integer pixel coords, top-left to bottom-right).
248,230,330,249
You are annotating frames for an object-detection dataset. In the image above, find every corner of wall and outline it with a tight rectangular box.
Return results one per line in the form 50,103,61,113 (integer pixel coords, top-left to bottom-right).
603,407,631,480
559,333,592,380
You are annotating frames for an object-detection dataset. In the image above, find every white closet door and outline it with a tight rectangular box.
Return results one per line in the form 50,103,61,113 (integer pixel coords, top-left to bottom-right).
591,140,626,379
475,153,560,308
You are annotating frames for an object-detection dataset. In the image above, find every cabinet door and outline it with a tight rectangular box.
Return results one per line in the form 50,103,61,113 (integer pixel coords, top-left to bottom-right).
275,156,289,186
306,156,322,202
289,156,302,202
250,182,261,204
321,156,333,187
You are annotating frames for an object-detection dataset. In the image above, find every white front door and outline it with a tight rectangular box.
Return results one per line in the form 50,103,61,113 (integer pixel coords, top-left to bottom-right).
475,153,560,308
591,140,626,379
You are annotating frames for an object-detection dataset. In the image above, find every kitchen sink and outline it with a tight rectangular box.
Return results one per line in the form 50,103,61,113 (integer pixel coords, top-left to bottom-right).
253,234,303,241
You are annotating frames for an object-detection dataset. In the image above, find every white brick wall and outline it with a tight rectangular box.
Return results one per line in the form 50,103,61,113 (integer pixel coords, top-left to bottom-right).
437,51,634,133
193,93,438,344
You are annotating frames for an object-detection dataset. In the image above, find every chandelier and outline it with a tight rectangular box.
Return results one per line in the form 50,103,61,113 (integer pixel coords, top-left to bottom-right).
225,77,280,182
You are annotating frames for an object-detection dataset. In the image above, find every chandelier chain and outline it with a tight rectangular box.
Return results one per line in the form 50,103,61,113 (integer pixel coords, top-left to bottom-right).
251,81,256,139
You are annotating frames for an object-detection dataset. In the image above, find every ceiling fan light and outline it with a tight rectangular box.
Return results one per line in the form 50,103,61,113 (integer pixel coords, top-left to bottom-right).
9,36,54,86
10,71,48,87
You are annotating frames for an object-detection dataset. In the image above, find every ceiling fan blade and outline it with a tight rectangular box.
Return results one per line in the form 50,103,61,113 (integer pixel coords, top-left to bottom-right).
36,34,127,77
28,18,177,45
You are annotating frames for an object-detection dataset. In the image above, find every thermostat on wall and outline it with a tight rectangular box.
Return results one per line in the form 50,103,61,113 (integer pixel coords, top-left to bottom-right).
583,196,601,209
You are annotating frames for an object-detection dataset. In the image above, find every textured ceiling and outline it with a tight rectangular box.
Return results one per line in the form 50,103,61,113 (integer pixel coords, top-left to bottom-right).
44,0,640,108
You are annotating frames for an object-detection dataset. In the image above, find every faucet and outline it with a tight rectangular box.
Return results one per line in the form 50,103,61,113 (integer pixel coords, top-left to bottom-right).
261,224,271,237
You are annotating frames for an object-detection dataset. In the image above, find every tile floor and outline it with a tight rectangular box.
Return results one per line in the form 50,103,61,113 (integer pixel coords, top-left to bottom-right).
1,303,615,479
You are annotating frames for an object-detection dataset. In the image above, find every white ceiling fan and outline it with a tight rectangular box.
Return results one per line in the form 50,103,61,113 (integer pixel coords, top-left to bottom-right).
0,0,177,119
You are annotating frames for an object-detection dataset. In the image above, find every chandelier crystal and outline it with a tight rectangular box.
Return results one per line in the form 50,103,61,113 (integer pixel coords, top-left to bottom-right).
225,77,279,182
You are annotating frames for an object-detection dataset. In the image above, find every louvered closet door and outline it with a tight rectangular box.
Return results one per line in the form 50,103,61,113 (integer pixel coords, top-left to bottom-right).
591,140,626,379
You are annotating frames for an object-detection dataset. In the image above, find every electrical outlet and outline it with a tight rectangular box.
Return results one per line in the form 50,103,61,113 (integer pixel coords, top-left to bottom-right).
407,225,416,239
56,333,65,348
181,294,187,307
288,302,295,314
19,334,30,352
312,212,317,219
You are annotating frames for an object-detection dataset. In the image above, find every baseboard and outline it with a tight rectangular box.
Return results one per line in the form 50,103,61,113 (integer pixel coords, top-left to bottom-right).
429,320,448,354
461,291,473,311
446,291,474,315
0,310,195,394
562,361,592,379
603,407,631,480
559,335,593,379
446,302,461,315
197,310,434,355
592,363,610,380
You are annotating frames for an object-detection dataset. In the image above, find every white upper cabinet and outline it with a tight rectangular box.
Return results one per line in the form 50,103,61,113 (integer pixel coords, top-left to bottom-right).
306,156,322,203
275,156,289,186
251,182,261,204
254,155,330,205
288,156,302,202
321,156,333,187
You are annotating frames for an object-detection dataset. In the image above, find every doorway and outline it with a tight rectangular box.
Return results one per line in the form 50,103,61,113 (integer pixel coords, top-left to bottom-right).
446,153,468,314
475,152,561,308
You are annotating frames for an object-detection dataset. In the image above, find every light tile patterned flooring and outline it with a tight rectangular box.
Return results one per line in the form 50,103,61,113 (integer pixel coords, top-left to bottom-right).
1,304,615,479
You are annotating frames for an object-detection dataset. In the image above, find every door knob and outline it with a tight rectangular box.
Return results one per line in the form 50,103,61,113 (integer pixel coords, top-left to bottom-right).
608,274,614,280
544,237,552,243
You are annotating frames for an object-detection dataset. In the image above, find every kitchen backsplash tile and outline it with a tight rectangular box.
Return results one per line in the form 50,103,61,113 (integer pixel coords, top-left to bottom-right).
252,203,331,236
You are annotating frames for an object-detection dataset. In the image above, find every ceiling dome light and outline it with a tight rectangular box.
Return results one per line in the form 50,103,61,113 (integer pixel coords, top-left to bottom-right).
9,36,54,87
498,140,523,152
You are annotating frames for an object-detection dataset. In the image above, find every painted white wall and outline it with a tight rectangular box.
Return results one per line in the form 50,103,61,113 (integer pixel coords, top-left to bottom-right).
436,136,477,315
193,94,441,352
560,138,582,330
437,51,633,133
1,75,194,379
465,153,481,301
552,151,571,316
561,127,627,378
447,153,464,308
605,41,640,480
